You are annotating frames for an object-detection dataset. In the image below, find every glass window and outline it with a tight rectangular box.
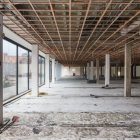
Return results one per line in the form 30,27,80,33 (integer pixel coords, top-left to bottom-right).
3,39,32,100
18,47,28,93
3,40,17,100
49,61,52,82
39,56,45,86
29,52,32,89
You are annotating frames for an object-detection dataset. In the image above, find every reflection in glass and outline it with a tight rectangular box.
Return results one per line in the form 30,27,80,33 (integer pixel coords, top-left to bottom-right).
39,56,45,86
3,40,17,100
29,52,32,89
18,47,28,93
49,61,52,82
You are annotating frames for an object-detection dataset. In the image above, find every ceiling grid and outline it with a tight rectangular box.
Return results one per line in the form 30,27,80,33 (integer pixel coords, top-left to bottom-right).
0,0,139,65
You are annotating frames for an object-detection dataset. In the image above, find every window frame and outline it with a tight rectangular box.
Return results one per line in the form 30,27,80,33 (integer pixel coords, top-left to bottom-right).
4,37,31,96
38,55,45,87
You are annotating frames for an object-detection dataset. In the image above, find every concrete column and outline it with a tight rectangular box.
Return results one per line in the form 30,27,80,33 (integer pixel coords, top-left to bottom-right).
105,54,110,86
58,63,61,79
52,58,55,83
124,44,131,97
45,54,50,88
96,59,99,83
55,61,58,80
86,63,90,80
55,61,60,81
0,15,3,125
89,61,94,80
32,44,39,96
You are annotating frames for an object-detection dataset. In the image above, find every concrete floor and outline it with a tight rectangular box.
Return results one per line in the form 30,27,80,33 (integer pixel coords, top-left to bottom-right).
1,76,140,139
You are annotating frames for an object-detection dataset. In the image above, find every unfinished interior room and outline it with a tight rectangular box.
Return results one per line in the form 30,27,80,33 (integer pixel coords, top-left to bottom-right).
0,0,140,139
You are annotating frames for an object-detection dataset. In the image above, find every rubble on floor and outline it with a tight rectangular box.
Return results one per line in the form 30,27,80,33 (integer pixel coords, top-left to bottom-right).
1,112,140,139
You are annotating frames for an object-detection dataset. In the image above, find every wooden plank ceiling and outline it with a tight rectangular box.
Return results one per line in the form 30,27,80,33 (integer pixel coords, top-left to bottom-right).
0,0,140,65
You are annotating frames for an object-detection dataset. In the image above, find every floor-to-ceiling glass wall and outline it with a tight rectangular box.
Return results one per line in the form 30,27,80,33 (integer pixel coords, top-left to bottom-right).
49,60,52,82
29,52,32,89
39,55,45,86
41,57,45,84
3,40,17,100
3,38,48,100
18,47,28,93
3,39,32,101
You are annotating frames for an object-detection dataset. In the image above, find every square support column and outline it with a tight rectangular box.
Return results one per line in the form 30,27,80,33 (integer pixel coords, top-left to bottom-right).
96,59,99,83
0,15,3,125
52,58,55,83
124,44,131,97
57,62,62,80
105,54,110,86
55,61,59,81
31,44,39,96
89,61,94,80
45,54,50,88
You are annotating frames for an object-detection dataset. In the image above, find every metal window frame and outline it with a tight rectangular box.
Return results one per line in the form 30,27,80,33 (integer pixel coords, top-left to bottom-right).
38,55,45,87
3,37,31,96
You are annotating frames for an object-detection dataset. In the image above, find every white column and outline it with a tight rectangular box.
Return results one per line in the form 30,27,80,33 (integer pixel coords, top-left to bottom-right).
96,59,99,83
55,61,58,81
52,58,55,83
124,44,131,97
0,15,3,125
87,63,90,80
57,62,61,80
58,63,62,80
45,54,50,88
105,54,110,86
32,44,39,96
89,61,94,80
58,64,62,79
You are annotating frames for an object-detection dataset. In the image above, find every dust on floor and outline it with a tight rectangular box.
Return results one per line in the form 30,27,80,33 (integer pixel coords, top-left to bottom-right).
1,112,140,139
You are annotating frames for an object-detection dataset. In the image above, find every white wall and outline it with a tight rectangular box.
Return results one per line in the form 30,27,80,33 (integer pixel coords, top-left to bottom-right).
62,66,80,76
39,50,46,57
4,26,46,58
55,62,62,80
4,26,32,50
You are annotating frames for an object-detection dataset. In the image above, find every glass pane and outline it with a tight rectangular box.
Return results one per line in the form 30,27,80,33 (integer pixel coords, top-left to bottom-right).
49,61,52,82
39,56,41,86
38,56,45,86
3,40,17,100
42,58,45,84
29,52,32,89
18,47,28,93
